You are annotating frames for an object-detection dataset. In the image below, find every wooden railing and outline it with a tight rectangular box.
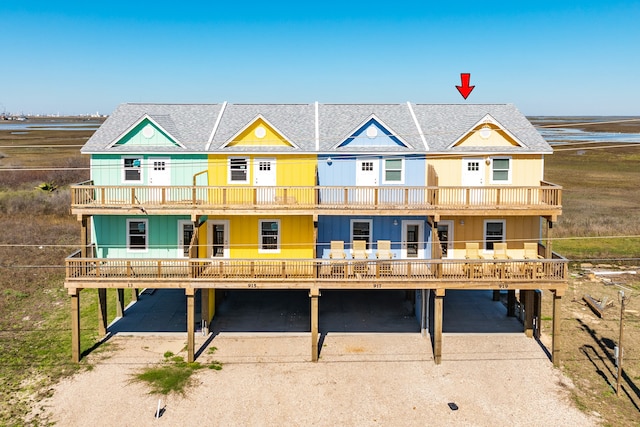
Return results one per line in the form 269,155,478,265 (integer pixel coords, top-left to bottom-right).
70,182,562,212
65,256,568,286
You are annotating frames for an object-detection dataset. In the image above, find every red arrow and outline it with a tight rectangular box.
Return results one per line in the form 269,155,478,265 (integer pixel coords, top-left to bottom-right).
456,73,475,99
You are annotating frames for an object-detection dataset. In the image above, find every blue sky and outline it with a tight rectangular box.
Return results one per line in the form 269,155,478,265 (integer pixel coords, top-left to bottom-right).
1,1,639,116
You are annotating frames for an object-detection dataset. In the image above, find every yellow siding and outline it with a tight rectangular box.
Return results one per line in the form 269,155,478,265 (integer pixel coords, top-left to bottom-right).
428,155,544,186
454,124,519,148
443,216,541,258
226,118,292,147
208,155,316,186
202,215,314,259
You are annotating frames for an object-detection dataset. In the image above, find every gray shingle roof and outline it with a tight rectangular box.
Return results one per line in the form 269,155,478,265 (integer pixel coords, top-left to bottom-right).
82,102,551,154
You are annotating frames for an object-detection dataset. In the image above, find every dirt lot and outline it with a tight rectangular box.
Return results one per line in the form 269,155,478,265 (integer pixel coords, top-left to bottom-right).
37,333,597,427
540,264,640,426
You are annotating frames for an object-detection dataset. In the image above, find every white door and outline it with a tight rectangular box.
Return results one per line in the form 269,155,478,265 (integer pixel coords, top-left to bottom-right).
149,158,171,185
401,220,425,259
356,159,378,186
178,220,195,258
253,158,276,203
208,220,229,258
148,157,171,202
462,158,484,204
355,159,378,203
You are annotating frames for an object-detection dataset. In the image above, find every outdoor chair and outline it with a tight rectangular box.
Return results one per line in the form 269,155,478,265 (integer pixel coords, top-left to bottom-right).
523,242,544,278
352,240,369,276
375,240,393,276
464,242,484,279
329,240,346,276
492,242,512,278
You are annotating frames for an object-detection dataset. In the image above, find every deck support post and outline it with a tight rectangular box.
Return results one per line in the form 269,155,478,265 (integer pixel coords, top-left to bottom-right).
546,219,554,259
310,288,320,362
507,290,516,317
186,288,195,363
116,289,125,318
433,289,445,364
131,288,139,303
80,216,89,258
523,290,534,337
420,289,428,336
70,288,81,363
201,289,210,334
552,289,563,367
97,288,107,336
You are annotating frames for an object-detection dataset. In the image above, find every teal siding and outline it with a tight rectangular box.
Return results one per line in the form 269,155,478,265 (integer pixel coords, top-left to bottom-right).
91,154,208,186
115,119,178,147
92,215,191,258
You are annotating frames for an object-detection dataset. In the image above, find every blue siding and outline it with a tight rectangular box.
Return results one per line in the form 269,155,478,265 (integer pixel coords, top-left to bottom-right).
317,215,432,259
318,155,426,187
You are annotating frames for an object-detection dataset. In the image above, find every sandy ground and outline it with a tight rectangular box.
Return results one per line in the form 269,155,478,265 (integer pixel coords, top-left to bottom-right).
37,332,599,427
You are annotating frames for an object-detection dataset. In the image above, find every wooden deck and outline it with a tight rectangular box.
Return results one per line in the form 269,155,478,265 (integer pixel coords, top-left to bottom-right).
65,254,568,291
70,181,562,218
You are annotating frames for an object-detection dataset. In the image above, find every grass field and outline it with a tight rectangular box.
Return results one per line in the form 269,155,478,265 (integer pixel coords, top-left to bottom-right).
0,117,639,425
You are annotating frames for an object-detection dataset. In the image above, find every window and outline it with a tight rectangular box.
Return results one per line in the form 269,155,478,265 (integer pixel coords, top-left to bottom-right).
351,219,372,250
259,220,279,252
383,158,404,183
484,220,505,251
491,158,511,183
361,161,374,172
127,219,147,251
123,157,142,182
467,161,480,172
229,157,248,183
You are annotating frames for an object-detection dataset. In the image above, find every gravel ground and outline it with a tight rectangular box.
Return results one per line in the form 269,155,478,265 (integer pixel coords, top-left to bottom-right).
38,332,599,426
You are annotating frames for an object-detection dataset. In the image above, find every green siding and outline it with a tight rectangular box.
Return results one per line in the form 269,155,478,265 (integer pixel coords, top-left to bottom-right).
92,215,191,258
115,119,178,147
91,154,208,186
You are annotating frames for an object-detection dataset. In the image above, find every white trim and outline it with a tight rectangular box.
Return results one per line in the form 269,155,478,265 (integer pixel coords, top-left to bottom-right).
107,114,185,149
227,156,250,184
350,219,373,253
208,219,230,258
332,114,412,149
205,101,227,151
382,158,405,184
489,156,512,184
121,155,143,184
126,218,148,253
436,220,454,259
177,220,194,258
258,219,280,253
401,220,425,259
447,114,526,149
222,114,299,149
407,101,428,150
483,219,506,252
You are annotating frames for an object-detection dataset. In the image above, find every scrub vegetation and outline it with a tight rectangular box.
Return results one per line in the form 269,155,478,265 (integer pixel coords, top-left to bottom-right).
133,350,222,396
0,117,639,426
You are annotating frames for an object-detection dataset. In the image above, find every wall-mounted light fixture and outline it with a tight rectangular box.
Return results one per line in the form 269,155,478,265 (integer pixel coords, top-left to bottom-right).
459,219,465,225
326,157,332,165
485,157,491,165
393,219,398,226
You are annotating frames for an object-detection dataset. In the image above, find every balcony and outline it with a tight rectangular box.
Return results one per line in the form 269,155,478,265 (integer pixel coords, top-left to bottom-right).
64,253,568,292
69,181,562,218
